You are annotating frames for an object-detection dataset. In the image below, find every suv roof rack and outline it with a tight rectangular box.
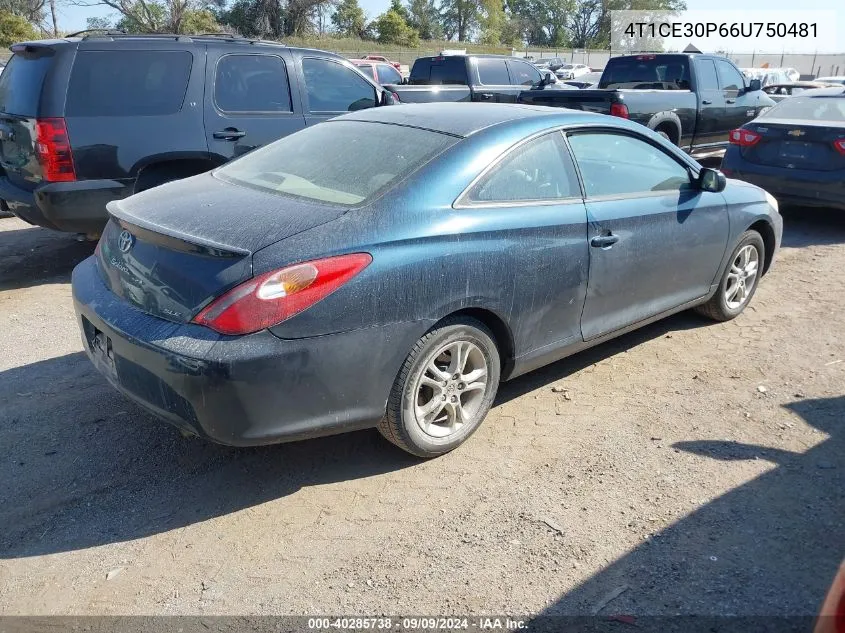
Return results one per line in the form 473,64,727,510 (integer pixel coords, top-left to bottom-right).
69,31,284,46
67,28,126,37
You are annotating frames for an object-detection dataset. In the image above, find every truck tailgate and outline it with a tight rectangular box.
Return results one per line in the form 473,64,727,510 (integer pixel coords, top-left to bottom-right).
517,89,617,113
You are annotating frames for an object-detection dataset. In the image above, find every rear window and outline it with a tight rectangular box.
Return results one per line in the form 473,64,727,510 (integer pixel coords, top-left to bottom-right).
762,95,845,122
0,53,53,116
599,56,690,90
215,120,458,206
410,58,466,85
66,50,192,116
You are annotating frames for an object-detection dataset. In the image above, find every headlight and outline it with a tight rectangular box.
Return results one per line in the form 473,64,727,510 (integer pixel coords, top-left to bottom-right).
764,191,779,213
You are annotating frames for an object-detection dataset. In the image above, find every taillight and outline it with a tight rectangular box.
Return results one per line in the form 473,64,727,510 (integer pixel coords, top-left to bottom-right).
833,139,845,155
729,128,762,147
35,118,76,182
610,103,629,119
192,253,372,335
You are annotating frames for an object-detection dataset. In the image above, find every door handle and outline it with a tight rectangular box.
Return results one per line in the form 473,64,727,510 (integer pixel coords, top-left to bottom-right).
726,98,736,104
590,234,620,248
478,93,494,101
213,128,246,140
701,99,712,105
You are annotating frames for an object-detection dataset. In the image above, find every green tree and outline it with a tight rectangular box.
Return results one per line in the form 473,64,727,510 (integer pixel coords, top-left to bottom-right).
388,0,408,22
0,9,38,45
86,15,114,28
330,0,364,37
478,0,503,44
440,0,478,41
405,0,440,40
181,7,219,31
372,8,418,45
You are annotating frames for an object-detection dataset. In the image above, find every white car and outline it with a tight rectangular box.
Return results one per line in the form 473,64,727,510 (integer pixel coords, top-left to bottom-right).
815,76,845,85
555,63,591,80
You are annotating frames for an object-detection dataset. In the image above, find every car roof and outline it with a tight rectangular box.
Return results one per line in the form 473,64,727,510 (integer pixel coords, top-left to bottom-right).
339,102,624,138
790,87,845,97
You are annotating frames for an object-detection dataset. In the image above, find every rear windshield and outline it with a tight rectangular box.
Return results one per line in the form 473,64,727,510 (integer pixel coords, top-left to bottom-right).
762,95,845,122
215,121,458,206
66,50,192,116
409,58,466,85
599,56,690,90
0,53,53,116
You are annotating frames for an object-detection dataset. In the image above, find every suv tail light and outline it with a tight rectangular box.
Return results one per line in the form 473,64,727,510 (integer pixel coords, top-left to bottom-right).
833,139,845,155
729,128,762,147
35,118,76,182
193,253,372,335
610,103,629,119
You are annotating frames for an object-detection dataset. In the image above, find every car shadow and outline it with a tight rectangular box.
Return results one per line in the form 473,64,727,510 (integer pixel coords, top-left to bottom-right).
496,311,706,406
781,207,845,248
0,222,95,291
0,351,419,559
529,395,844,620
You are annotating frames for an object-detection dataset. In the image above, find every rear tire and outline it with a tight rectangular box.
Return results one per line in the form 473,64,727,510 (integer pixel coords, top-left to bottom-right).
378,317,501,458
695,230,765,322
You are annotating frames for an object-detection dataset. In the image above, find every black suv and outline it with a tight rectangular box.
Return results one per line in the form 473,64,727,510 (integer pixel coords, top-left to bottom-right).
0,34,396,236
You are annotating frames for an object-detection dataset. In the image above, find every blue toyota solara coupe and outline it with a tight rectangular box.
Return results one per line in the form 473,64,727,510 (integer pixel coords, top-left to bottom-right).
72,103,782,457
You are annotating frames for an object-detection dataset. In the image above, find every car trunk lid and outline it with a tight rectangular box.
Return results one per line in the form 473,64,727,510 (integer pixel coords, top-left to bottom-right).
741,119,845,171
98,172,350,323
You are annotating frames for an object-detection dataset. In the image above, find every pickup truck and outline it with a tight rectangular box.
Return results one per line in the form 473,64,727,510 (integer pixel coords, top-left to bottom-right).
383,54,569,104
517,53,775,157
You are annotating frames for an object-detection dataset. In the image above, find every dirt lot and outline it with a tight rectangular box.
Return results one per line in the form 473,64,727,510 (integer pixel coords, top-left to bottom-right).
0,210,842,618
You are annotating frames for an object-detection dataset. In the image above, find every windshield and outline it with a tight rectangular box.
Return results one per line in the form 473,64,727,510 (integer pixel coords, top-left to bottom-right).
561,64,574,69
215,121,459,206
762,95,845,122
599,56,690,90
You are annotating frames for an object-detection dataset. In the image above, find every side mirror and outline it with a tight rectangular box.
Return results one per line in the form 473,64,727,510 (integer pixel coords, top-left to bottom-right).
748,78,762,92
539,72,554,87
698,167,727,193
380,90,396,106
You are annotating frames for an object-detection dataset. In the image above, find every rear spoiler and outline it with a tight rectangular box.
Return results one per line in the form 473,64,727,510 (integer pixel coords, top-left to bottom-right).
107,200,251,257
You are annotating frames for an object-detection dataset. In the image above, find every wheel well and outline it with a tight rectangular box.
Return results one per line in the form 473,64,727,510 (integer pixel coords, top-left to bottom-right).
134,159,219,193
748,220,776,275
442,308,515,377
654,121,680,145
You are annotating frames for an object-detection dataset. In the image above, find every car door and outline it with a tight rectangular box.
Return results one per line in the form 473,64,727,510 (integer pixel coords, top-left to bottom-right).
690,57,726,148
473,57,514,103
375,63,403,86
506,59,545,102
566,129,729,341
454,131,589,352
205,51,304,161
716,59,758,139
298,56,380,126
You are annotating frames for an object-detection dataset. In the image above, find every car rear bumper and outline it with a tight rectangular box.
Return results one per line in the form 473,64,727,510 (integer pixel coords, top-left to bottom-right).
722,156,845,211
0,176,134,234
72,256,428,447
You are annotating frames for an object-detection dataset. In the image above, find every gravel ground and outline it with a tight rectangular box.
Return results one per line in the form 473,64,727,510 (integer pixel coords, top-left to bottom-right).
0,210,842,617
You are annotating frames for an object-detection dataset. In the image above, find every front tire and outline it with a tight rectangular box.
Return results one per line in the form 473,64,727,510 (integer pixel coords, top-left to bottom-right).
696,230,765,321
378,317,501,458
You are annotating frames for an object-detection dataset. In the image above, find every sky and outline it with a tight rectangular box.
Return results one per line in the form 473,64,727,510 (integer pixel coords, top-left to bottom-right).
58,0,843,53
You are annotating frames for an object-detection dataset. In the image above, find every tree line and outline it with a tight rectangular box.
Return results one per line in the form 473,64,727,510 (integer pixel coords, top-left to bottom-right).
1,0,682,50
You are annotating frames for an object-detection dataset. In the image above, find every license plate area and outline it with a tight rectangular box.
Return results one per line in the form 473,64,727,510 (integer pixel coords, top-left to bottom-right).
82,316,118,379
778,141,812,160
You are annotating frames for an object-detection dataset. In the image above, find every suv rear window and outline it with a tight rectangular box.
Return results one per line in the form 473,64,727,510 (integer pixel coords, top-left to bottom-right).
599,56,690,90
216,120,458,206
0,54,53,116
409,58,466,85
66,50,192,117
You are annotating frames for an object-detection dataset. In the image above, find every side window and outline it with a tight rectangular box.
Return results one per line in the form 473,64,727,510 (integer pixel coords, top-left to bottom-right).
66,50,192,116
476,58,510,85
716,60,745,94
375,63,402,84
507,60,543,86
214,54,292,113
467,133,579,203
567,132,692,197
694,59,719,91
303,58,377,112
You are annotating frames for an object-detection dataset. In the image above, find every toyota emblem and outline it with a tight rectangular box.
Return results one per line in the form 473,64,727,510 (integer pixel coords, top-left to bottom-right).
117,230,135,253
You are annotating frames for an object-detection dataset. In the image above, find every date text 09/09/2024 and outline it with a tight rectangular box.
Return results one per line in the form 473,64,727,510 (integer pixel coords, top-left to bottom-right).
623,22,817,39
307,617,527,630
